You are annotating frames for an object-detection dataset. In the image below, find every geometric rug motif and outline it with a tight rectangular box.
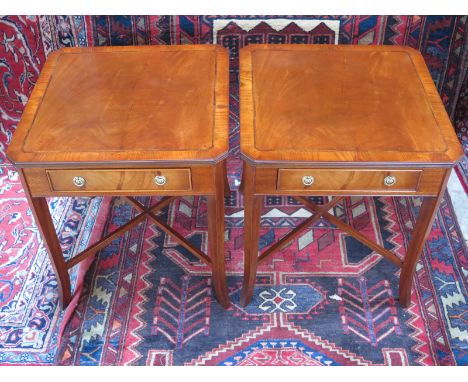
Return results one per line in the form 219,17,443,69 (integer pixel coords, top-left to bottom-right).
187,316,411,366
0,164,108,364
57,188,468,365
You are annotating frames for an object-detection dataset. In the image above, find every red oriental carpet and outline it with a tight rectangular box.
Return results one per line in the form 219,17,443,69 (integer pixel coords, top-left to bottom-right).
0,162,110,364
56,181,468,365
0,15,467,365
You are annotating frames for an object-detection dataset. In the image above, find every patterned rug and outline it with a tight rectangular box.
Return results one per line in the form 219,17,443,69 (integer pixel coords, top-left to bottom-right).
56,184,468,365
1,15,467,365
0,163,110,364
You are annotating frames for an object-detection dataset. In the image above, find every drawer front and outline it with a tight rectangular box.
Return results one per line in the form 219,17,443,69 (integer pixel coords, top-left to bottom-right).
277,169,422,192
47,168,192,192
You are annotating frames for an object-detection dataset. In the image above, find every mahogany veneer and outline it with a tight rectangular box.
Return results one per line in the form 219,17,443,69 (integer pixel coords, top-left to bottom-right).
239,44,464,307
7,45,231,309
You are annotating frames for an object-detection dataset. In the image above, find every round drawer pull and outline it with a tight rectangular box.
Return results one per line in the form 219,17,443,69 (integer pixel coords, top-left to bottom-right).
384,175,397,187
302,175,315,186
72,176,86,188
154,175,167,186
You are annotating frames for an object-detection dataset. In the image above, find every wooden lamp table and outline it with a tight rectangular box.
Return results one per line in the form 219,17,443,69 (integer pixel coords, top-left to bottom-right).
7,45,231,309
239,45,463,307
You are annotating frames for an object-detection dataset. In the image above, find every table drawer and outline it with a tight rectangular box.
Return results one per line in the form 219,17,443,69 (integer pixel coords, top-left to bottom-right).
277,169,422,192
46,168,192,192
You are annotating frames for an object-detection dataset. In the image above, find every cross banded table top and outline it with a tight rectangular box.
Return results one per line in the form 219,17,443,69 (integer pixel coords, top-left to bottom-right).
7,45,229,166
240,44,463,166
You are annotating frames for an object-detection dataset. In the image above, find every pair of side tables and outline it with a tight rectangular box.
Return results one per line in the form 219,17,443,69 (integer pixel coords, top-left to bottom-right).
7,45,463,311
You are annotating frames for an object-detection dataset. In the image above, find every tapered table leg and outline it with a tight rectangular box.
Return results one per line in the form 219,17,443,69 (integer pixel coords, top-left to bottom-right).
29,196,72,307
399,196,441,307
240,162,262,307
222,159,231,197
208,162,231,308
239,164,245,195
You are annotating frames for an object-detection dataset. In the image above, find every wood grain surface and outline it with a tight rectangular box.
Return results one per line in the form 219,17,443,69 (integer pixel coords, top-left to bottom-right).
46,168,192,192
240,44,463,165
7,45,229,166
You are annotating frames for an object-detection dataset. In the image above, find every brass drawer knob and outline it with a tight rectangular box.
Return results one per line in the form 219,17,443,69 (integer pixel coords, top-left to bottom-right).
384,175,397,187
72,176,86,188
154,175,167,186
302,175,315,186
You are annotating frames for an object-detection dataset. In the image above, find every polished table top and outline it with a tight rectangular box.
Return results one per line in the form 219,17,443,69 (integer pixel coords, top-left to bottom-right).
7,45,229,166
240,44,463,165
